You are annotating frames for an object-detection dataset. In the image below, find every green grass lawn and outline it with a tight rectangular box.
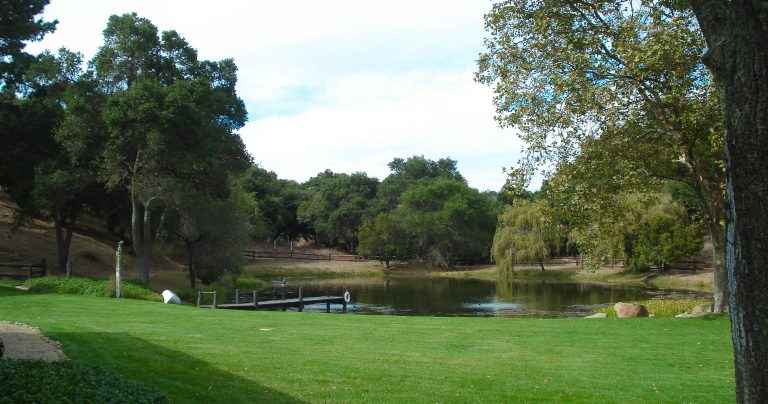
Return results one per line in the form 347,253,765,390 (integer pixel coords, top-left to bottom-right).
0,285,734,403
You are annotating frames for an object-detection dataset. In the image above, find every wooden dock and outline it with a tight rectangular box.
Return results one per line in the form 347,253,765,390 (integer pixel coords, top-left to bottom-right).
197,287,351,313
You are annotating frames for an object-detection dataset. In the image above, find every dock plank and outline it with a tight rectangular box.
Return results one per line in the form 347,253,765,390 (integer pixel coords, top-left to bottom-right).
199,296,346,309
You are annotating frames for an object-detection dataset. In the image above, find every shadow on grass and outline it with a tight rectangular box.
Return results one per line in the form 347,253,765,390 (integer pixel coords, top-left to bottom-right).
0,284,26,297
55,331,304,403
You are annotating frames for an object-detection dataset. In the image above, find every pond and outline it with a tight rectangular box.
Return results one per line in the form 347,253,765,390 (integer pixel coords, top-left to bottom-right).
246,275,704,317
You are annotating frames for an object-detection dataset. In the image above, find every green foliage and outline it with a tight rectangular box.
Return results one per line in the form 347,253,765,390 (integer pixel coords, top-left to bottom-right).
397,177,496,267
476,0,726,303
25,277,161,301
160,183,251,287
492,199,557,276
0,360,167,403
0,0,57,91
628,197,704,271
374,155,465,212
357,212,408,266
54,13,252,284
476,1,712,164
298,170,379,251
240,165,310,242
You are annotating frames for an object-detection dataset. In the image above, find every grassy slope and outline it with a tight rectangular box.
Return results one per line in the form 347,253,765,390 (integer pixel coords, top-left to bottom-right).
0,286,733,403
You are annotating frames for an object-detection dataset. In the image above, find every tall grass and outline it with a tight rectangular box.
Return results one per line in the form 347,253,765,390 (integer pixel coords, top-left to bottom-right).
25,277,161,302
600,298,713,317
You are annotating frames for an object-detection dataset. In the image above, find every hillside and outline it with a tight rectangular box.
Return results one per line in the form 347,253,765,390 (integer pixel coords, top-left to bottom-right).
0,193,188,291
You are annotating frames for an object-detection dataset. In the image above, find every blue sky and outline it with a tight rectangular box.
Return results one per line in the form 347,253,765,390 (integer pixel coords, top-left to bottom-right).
26,0,528,192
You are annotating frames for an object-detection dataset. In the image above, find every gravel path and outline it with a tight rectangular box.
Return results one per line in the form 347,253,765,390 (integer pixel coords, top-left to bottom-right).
0,321,66,361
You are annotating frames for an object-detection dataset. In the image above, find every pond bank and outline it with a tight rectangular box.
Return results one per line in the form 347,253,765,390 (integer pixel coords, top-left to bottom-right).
240,258,715,294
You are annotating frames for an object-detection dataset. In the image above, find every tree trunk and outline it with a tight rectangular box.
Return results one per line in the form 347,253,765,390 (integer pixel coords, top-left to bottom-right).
685,144,728,313
710,224,728,313
186,241,196,289
539,259,546,272
54,213,75,274
692,2,768,401
131,190,150,284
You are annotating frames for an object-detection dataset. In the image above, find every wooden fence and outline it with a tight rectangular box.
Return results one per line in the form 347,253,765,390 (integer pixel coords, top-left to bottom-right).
243,250,370,262
0,259,47,279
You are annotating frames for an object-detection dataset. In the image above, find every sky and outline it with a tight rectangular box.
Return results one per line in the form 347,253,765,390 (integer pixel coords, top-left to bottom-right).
26,0,529,192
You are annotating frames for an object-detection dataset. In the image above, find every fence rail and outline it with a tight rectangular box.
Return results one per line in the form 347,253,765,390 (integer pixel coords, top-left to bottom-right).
0,259,47,279
243,250,370,262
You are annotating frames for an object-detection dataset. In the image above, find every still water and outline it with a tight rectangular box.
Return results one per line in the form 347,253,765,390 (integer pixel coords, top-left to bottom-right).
258,276,702,317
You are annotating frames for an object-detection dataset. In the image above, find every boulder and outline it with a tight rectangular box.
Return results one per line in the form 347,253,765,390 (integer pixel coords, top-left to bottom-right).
677,303,722,318
162,290,181,304
689,303,714,317
584,313,607,318
614,302,649,318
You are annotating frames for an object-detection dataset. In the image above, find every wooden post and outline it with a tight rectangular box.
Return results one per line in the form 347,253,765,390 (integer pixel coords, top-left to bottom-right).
326,287,331,313
235,289,240,304
253,290,258,308
282,285,286,311
213,291,218,308
298,287,303,312
115,241,123,299
39,259,47,277
197,290,201,307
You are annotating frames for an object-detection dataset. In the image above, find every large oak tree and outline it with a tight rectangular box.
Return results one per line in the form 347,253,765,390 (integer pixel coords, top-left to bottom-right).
479,0,768,400
690,1,768,401
476,0,728,311
59,14,250,283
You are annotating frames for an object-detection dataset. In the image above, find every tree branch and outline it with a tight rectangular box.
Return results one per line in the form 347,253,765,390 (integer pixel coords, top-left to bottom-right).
690,0,731,73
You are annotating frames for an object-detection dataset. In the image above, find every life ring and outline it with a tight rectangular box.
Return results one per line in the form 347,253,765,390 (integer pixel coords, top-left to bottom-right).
343,290,351,303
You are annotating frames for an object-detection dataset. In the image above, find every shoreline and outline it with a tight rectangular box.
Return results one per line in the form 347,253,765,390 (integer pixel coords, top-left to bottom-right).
239,258,714,295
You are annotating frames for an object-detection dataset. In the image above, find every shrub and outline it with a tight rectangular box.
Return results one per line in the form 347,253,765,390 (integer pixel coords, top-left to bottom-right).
26,277,161,302
0,360,168,403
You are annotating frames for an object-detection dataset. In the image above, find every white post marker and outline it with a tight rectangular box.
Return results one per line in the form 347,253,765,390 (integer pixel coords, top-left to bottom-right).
115,240,124,299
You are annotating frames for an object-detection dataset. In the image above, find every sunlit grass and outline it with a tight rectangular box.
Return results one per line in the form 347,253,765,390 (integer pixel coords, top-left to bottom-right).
0,286,734,403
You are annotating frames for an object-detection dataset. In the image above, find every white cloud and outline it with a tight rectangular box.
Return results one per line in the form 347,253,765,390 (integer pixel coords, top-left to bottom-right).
26,1,529,191
242,70,525,191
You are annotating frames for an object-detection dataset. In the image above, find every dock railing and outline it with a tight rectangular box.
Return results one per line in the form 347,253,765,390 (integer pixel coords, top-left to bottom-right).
197,284,350,313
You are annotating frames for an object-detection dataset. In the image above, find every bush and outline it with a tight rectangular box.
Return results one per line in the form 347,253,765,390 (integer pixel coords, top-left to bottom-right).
0,360,168,403
599,298,712,317
26,277,161,302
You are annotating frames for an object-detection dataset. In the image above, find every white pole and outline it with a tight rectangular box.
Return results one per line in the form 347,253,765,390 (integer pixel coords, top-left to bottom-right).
115,240,123,299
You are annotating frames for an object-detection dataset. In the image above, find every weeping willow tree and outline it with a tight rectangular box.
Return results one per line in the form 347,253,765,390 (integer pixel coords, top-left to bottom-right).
492,199,555,277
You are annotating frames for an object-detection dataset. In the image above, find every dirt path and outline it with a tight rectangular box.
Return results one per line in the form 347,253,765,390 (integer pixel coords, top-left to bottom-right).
0,321,66,361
